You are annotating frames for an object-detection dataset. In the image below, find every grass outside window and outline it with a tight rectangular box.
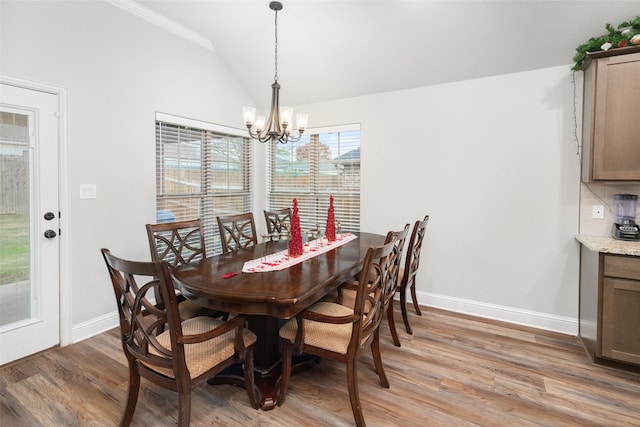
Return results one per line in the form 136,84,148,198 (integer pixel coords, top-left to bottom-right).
0,214,29,286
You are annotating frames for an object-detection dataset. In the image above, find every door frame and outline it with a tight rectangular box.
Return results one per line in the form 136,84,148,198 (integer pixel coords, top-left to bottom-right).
1,74,71,347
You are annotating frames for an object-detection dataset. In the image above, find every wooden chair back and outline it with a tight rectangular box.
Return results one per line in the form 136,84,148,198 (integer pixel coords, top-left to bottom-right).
352,237,398,345
145,218,220,319
264,208,292,235
381,224,410,346
145,218,207,267
216,212,258,254
402,215,429,291
383,224,410,310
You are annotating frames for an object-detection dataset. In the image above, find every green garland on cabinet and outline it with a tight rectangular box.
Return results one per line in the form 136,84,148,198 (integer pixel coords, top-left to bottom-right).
572,16,640,70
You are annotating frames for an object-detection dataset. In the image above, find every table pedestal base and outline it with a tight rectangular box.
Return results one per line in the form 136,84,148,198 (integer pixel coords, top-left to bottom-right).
207,354,319,410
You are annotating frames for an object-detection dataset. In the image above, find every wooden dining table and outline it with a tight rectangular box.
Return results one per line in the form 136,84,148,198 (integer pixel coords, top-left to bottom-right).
173,231,386,410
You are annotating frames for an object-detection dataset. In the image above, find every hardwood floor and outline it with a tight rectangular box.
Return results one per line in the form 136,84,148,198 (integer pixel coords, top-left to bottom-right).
2,306,639,426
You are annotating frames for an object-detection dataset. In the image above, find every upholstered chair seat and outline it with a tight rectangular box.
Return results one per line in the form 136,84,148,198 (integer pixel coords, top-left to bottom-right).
146,317,257,379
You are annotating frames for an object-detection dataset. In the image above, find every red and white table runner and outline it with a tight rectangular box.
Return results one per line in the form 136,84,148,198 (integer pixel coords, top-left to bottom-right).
242,233,358,273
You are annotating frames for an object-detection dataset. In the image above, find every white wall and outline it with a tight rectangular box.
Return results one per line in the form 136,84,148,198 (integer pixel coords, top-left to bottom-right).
1,1,582,340
297,66,582,333
1,1,254,338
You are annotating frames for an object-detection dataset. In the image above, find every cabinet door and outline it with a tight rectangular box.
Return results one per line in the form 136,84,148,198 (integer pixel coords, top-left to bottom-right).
592,52,640,180
601,277,640,365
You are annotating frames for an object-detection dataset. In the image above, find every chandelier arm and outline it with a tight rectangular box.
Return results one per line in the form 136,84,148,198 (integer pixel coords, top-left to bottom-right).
247,126,276,144
283,133,303,143
259,135,275,143
246,127,261,139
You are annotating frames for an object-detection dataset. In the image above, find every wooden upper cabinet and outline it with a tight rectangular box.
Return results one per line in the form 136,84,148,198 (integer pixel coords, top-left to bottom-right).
582,47,640,181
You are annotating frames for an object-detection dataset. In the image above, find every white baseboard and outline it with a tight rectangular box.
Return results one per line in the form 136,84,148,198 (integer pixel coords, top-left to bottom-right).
414,291,578,336
70,293,578,345
71,311,119,343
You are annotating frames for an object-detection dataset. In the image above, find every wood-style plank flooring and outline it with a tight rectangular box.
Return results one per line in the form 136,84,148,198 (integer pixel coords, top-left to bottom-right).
1,306,639,426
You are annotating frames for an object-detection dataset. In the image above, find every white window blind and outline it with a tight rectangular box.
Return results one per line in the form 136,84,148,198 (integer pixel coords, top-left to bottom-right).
155,118,252,255
267,126,361,232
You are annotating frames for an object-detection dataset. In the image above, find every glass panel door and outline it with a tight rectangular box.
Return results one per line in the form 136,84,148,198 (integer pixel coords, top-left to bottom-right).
0,83,60,365
0,110,31,326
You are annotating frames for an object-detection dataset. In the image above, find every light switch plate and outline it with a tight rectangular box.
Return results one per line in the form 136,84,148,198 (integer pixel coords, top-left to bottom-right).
79,184,97,199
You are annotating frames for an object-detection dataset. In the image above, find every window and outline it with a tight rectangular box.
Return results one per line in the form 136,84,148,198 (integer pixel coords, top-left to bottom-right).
267,125,361,232
155,114,252,254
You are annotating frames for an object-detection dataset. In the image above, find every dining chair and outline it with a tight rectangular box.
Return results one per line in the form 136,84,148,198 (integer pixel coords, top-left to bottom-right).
146,219,225,320
263,207,292,235
339,224,410,347
101,248,258,427
216,212,258,254
278,238,398,427
382,224,410,346
398,215,429,334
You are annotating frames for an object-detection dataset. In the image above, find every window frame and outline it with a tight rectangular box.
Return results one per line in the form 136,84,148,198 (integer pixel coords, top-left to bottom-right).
155,113,252,255
266,124,361,233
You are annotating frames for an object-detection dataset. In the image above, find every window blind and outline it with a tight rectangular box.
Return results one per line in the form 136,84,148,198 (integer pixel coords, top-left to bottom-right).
267,127,361,233
155,119,252,255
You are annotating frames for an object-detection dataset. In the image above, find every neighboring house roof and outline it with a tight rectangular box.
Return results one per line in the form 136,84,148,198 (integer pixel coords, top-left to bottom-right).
335,147,360,162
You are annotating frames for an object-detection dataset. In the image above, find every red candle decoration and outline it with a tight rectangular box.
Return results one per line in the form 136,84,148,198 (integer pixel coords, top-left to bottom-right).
325,195,336,242
288,198,303,257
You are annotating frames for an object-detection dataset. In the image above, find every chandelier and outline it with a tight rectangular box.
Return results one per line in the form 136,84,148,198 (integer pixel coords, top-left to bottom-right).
242,1,308,144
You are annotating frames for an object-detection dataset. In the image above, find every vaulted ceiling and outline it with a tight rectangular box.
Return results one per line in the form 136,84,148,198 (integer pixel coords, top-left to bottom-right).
119,1,639,107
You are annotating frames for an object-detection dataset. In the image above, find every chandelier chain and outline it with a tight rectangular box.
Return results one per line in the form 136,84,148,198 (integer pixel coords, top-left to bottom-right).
274,7,279,82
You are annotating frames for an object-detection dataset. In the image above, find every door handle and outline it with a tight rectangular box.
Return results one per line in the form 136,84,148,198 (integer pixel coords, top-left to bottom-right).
44,230,57,239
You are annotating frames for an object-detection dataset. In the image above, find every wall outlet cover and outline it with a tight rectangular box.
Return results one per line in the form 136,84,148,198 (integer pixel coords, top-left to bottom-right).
592,205,605,219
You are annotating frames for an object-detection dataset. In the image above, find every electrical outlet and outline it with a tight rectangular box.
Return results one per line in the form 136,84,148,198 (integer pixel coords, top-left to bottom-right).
592,205,605,219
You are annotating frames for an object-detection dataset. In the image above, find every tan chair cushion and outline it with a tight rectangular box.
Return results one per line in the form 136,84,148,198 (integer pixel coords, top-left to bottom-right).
279,302,354,355
341,288,357,310
339,286,372,313
144,316,256,379
178,300,216,320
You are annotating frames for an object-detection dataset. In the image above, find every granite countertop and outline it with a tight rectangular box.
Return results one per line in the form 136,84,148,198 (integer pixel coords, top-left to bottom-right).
575,234,640,256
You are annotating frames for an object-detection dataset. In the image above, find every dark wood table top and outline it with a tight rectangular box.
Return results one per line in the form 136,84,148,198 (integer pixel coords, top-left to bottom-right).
173,232,386,319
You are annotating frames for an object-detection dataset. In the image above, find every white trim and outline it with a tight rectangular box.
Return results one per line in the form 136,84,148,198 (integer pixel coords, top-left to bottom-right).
0,74,72,346
307,123,361,135
155,112,247,138
105,0,215,53
413,290,578,336
78,293,579,345
71,311,119,343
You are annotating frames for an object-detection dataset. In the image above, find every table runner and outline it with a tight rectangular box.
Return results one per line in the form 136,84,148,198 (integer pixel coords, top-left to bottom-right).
242,233,358,273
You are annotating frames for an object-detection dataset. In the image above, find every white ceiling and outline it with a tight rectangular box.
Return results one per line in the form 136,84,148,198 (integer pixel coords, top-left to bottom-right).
126,1,639,107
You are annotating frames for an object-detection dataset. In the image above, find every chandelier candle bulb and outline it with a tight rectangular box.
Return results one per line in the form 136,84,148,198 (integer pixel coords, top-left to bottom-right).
242,107,256,126
254,116,266,132
296,113,308,132
280,106,293,125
